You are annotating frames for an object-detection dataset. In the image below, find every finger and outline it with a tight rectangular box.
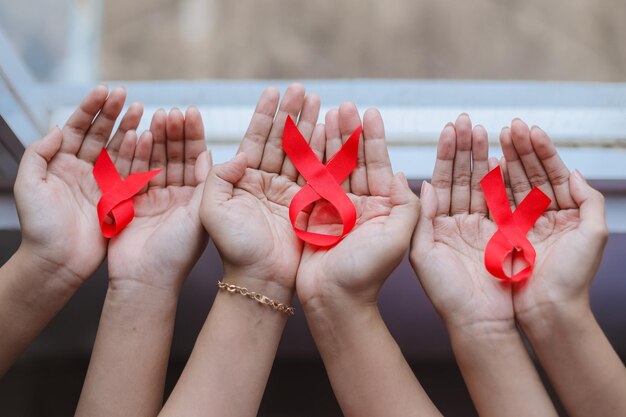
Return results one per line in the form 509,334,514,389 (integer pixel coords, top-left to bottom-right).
499,157,516,211
297,123,326,187
325,109,350,193
411,180,437,259
450,113,472,215
530,126,577,209
339,102,367,195
61,85,109,155
432,123,455,216
166,108,185,186
77,86,127,163
260,83,306,174
131,131,154,194
113,130,137,178
149,109,168,188
363,108,394,196
107,102,144,161
17,128,63,185
487,157,500,221
470,124,490,216
183,106,208,186
511,119,558,210
500,126,531,206
282,93,320,181
238,87,280,169
194,149,212,185
203,153,248,207
387,172,420,250
569,170,608,243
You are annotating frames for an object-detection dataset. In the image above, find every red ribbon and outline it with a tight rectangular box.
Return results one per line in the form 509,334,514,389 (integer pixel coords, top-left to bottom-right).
282,116,361,247
480,166,551,282
93,149,161,238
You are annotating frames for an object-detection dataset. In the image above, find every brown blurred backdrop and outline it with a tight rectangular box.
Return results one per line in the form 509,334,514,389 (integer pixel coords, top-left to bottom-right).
100,0,626,81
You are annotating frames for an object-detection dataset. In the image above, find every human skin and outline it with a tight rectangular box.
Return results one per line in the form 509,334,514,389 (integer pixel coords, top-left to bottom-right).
410,114,558,417
75,106,211,417
296,103,442,417
501,119,626,417
158,83,322,417
0,86,141,377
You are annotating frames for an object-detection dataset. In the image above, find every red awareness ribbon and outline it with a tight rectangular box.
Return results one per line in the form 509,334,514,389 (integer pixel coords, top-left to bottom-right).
93,149,161,238
282,116,361,247
480,166,551,282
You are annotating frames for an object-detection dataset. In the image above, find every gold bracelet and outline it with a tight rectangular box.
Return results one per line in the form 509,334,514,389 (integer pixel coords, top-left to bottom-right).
217,281,295,317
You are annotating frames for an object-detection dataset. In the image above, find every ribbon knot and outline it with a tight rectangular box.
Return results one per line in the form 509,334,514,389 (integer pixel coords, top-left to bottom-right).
93,149,161,238
480,166,551,282
282,116,361,247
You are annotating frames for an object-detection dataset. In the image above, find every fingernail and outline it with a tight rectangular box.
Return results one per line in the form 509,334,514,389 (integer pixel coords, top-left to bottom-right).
420,181,429,198
573,169,586,183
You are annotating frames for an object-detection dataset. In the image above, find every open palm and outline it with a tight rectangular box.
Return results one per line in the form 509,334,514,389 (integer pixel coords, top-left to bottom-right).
495,120,608,318
106,107,211,292
297,104,419,306
201,84,320,290
411,115,514,329
14,86,141,283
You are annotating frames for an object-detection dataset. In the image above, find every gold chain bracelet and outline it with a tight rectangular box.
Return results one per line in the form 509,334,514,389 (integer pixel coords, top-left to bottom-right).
217,281,295,317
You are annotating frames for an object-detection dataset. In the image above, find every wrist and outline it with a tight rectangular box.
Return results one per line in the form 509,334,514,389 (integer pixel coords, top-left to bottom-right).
107,277,182,305
220,272,295,308
302,289,379,326
14,243,84,292
516,297,592,340
297,270,382,314
447,317,521,349
108,269,186,298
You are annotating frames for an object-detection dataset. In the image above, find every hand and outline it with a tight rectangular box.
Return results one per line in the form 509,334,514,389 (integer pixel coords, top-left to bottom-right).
201,84,320,293
106,107,212,293
296,104,419,308
498,119,608,323
13,86,141,286
410,114,514,331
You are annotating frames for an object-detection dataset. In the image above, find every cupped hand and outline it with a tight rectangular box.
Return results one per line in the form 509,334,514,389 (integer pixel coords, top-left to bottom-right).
201,84,320,292
296,104,419,308
410,114,514,330
498,119,608,321
14,86,142,285
106,107,212,293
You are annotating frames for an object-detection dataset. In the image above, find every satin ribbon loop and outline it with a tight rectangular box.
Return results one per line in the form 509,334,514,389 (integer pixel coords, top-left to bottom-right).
480,166,551,282
282,116,361,247
93,149,161,238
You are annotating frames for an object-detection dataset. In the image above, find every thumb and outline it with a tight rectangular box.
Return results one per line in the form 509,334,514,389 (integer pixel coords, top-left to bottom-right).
16,127,63,185
411,180,437,261
202,152,248,207
387,172,420,245
194,149,213,184
569,169,608,242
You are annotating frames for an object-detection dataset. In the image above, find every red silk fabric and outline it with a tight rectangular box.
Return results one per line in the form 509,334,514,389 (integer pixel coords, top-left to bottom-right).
93,149,161,238
480,166,551,282
282,116,361,247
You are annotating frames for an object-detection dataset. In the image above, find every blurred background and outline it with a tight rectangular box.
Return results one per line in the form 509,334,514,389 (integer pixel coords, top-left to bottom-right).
0,0,625,416
2,0,626,82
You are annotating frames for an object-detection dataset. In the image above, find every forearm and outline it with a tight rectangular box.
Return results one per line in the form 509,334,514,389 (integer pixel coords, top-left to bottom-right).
448,320,558,417
0,246,81,376
75,279,179,417
159,276,292,417
520,300,626,417
304,298,441,417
